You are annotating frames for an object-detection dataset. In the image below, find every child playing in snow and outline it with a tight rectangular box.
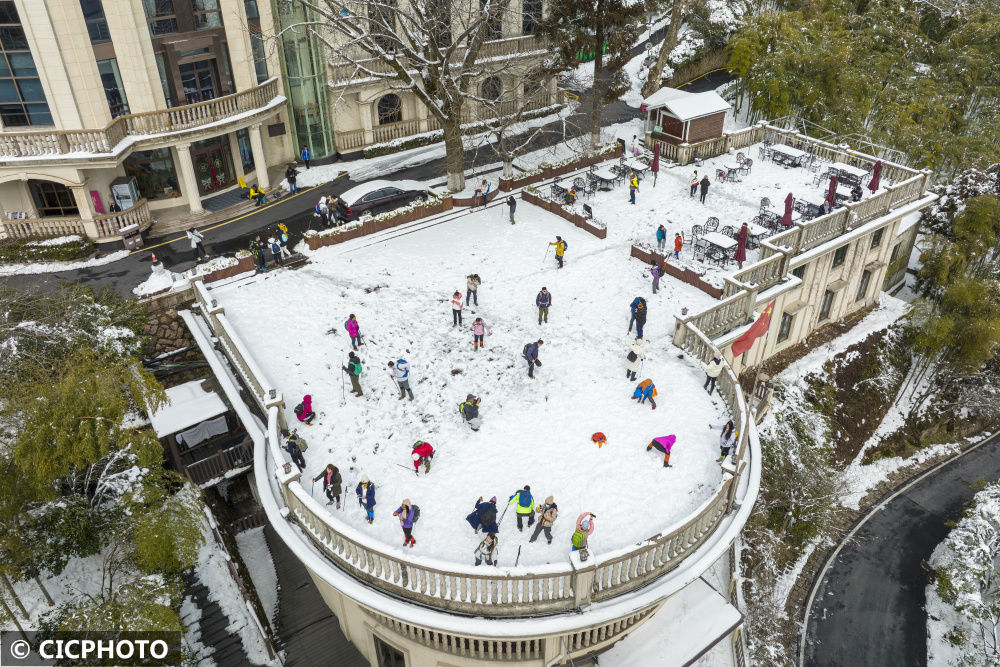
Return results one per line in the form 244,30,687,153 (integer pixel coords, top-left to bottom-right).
459,395,482,431
631,378,657,409
451,290,463,326
646,434,676,468
294,394,315,424
571,512,596,552
356,476,376,523
470,317,492,350
591,432,607,448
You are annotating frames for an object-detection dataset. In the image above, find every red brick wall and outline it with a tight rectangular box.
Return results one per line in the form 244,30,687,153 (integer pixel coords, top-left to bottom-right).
630,245,722,299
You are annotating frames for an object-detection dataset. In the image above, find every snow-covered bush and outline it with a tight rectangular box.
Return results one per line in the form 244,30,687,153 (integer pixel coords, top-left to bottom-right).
0,235,94,263
932,481,1000,665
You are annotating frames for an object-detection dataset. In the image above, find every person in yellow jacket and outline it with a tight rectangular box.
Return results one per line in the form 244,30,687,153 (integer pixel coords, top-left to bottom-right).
629,172,639,205
548,236,567,269
508,485,535,531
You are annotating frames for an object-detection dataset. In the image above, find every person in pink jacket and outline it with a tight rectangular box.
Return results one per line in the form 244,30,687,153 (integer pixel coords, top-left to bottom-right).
344,314,361,350
646,434,676,468
470,317,492,351
571,512,596,551
451,291,463,327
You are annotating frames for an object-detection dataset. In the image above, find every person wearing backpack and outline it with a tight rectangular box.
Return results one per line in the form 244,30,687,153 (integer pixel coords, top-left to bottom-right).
523,340,543,379
628,296,648,339
508,485,535,531
459,394,482,431
282,431,307,472
474,532,499,566
649,261,663,294
466,496,498,533
344,314,362,350
625,336,645,381
411,441,434,474
451,290,463,327
356,476,376,523
269,237,284,267
387,359,413,400
393,499,418,547
572,512,596,552
548,236,567,268
536,287,552,325
466,274,482,306
529,496,558,545
312,463,343,507
342,352,363,397
293,394,315,424
470,317,492,350
276,224,292,260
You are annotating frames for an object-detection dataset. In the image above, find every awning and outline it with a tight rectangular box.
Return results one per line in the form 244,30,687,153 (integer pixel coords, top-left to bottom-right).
148,379,229,438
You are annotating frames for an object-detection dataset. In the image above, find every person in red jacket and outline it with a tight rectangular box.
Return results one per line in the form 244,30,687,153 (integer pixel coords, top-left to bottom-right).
673,233,683,259
411,441,434,475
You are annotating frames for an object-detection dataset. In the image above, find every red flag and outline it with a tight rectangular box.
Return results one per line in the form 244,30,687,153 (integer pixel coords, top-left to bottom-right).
731,300,776,357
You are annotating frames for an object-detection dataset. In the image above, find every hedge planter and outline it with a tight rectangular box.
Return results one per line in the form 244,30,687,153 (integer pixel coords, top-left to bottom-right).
630,245,722,299
305,197,454,250
204,255,256,283
521,191,607,240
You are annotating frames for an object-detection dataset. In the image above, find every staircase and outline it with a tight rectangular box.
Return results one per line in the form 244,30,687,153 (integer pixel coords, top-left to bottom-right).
182,574,257,667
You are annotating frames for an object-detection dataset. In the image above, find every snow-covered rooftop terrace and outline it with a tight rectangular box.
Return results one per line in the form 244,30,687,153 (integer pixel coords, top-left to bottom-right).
580,143,889,289
210,201,730,567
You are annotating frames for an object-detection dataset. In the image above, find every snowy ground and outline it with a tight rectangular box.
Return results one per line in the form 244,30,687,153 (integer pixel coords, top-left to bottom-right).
212,201,728,566
236,527,278,626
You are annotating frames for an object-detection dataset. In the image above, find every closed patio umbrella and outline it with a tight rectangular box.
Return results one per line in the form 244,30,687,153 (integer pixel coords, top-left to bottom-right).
868,160,882,192
651,143,660,187
827,174,838,207
781,192,794,226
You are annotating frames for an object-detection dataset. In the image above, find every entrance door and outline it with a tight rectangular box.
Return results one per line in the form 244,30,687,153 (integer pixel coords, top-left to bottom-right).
191,136,235,195
179,60,218,104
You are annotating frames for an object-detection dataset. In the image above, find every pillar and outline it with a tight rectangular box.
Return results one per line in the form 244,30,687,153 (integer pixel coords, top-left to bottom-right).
248,124,270,189
175,143,204,213
360,101,374,146
70,186,100,239
229,130,246,182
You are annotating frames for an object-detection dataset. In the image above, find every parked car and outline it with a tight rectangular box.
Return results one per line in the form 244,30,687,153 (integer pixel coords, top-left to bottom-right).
333,180,438,222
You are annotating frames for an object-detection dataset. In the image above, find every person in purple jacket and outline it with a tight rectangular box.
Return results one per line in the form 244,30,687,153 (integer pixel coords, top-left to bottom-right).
393,499,418,547
649,261,663,294
646,434,676,468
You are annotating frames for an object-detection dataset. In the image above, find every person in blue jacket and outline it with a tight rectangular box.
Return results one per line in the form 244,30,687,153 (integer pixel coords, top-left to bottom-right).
465,496,498,534
300,145,311,169
523,339,543,379
656,224,667,251
628,297,648,339
356,475,376,523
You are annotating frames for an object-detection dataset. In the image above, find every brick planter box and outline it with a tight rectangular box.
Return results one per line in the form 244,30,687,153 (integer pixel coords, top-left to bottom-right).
304,197,454,250
499,144,623,192
522,191,607,240
204,255,256,283
630,244,723,299
453,190,500,207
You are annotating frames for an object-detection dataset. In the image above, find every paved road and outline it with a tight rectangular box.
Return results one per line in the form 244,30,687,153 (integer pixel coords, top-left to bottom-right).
2,67,730,297
802,432,1000,666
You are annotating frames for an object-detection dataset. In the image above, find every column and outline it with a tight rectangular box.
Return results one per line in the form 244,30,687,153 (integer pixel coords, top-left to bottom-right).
248,124,270,189
70,185,100,240
359,101,374,146
228,131,246,184
175,143,204,213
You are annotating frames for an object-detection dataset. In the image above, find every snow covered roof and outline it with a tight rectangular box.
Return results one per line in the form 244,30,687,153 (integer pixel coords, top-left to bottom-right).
149,380,229,437
642,87,730,122
337,179,441,207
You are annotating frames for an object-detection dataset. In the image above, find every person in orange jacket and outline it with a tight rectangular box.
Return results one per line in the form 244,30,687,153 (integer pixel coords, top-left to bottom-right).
631,378,657,409
674,233,683,259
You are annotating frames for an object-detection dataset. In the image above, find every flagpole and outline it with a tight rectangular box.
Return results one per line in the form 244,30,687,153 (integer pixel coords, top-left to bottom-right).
749,305,776,415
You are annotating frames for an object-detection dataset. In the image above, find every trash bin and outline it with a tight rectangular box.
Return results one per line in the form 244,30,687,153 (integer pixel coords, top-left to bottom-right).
121,223,143,250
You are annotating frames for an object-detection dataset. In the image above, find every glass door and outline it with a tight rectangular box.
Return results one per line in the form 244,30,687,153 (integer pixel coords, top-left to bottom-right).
179,59,218,104
191,136,234,195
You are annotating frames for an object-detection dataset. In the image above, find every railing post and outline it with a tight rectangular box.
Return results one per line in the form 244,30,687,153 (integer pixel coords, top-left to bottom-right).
265,388,288,433
677,143,691,166
569,551,596,610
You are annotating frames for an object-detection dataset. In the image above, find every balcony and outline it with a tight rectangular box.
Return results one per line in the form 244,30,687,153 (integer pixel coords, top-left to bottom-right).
1,198,153,244
0,79,282,163
336,89,559,152
328,34,548,86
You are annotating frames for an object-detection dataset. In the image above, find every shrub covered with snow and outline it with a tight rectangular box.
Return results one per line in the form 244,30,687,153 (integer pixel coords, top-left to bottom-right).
0,235,94,263
929,480,1000,666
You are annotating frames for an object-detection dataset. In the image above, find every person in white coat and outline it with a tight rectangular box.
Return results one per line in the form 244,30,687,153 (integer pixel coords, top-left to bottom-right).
625,336,646,381
702,356,723,395
187,228,208,261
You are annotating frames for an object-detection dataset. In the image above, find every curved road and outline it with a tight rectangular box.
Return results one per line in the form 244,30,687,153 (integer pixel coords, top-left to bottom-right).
802,432,1000,666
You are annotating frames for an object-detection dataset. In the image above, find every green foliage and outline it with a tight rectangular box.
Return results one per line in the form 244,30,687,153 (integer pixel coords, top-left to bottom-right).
936,567,957,605
39,576,185,634
728,0,1000,175
132,480,204,576
0,237,94,264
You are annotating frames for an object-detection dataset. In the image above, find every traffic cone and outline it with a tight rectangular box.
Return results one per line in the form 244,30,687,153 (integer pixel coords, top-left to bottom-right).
151,252,158,263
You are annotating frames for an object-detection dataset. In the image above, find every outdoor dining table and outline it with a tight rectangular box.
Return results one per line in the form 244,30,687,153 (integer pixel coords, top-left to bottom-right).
623,159,649,180
701,231,738,252
828,161,868,185
592,168,617,189
746,222,770,237
770,143,809,167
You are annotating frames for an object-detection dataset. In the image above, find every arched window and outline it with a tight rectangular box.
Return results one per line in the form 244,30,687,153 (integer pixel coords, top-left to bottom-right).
480,76,502,101
522,0,542,35
377,94,402,125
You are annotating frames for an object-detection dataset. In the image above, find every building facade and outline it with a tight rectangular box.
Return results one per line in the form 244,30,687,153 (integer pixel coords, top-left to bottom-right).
0,0,292,242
